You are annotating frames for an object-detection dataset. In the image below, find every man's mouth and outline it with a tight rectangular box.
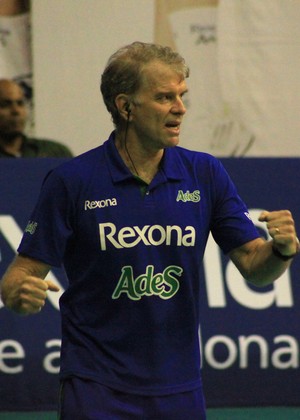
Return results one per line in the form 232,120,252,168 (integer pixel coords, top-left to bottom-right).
165,121,181,133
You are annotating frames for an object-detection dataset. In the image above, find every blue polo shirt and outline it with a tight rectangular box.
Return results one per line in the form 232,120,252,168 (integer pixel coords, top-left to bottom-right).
18,131,259,396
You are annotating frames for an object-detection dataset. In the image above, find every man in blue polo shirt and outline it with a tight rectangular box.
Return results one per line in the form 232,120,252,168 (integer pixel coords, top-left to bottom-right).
1,42,299,419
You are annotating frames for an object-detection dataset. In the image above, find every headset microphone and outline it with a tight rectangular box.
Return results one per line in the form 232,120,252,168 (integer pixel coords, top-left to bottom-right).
125,103,131,117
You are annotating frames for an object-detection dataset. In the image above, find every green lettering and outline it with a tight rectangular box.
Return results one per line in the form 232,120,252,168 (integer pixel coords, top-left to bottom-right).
176,190,186,202
151,273,165,295
112,266,140,300
160,266,182,299
135,266,154,296
112,265,183,301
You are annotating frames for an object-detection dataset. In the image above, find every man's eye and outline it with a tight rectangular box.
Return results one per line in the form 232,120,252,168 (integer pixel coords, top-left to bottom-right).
158,95,171,102
0,100,25,107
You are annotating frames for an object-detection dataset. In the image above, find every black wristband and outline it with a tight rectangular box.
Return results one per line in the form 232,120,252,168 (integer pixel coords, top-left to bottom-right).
272,245,298,261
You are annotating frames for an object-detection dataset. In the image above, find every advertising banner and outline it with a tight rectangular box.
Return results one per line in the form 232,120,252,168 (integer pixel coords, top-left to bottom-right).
0,158,299,410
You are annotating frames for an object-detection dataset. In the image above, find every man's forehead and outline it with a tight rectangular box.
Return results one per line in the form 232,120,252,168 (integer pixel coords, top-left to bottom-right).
0,82,24,99
141,61,186,90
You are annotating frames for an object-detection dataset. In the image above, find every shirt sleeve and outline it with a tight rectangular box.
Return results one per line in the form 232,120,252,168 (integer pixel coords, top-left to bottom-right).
18,169,75,266
209,158,260,254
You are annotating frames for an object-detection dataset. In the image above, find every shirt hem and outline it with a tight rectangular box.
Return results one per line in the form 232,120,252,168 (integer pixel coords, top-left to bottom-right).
60,371,202,396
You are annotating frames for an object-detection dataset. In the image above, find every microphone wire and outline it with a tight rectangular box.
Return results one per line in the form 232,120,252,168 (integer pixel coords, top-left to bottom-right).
124,114,139,177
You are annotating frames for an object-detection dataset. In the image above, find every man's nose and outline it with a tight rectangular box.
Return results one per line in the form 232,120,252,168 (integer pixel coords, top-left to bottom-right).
10,101,22,114
172,97,186,115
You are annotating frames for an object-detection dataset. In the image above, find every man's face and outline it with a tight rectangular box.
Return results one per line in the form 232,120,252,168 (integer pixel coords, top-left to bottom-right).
130,61,188,152
0,82,28,135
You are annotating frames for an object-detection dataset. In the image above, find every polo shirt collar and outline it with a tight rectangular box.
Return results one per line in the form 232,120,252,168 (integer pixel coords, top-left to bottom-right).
104,131,185,185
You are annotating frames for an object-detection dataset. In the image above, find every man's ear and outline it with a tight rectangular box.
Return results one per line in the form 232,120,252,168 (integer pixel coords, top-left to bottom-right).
115,94,131,120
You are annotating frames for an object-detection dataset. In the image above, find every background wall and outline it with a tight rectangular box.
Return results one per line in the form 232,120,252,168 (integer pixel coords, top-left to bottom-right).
30,0,300,157
31,0,154,155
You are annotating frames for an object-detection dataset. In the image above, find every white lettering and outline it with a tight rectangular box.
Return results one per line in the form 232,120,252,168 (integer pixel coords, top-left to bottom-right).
0,340,25,374
99,222,196,250
99,222,121,250
132,226,151,246
226,261,293,309
203,209,293,309
0,335,297,376
148,225,166,246
205,335,237,369
43,339,61,374
203,233,225,307
118,227,139,248
84,198,117,210
202,334,299,370
272,335,299,369
239,335,268,368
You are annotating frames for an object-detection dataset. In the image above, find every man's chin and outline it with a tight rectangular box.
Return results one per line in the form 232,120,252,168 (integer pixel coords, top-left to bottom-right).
167,135,180,147
0,130,23,142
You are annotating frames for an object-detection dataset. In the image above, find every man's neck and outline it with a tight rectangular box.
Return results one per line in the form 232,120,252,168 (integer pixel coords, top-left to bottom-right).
114,130,163,184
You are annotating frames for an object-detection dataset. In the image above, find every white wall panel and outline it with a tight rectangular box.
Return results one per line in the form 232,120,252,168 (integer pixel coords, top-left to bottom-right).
31,0,154,155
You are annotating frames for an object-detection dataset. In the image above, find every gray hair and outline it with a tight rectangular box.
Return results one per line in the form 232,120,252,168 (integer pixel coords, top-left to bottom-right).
100,41,189,127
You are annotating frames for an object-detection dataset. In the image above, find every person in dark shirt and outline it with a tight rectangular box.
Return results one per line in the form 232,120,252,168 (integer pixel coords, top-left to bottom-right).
0,79,73,157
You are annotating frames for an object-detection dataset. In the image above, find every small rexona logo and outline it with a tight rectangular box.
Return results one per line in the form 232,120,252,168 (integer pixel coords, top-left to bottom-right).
176,190,200,203
84,198,117,210
25,221,38,235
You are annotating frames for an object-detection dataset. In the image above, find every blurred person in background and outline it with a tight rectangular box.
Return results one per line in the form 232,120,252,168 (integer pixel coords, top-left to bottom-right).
0,79,73,157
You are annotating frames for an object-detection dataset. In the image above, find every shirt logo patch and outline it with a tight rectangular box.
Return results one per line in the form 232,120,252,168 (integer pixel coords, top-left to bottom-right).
84,198,117,210
112,265,183,301
25,220,38,235
176,190,201,203
99,223,196,250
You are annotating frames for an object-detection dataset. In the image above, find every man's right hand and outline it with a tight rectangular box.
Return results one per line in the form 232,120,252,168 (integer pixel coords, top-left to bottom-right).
2,276,60,315
0,255,60,315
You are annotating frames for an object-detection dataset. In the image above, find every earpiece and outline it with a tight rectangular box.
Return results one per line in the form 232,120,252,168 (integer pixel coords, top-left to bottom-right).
125,102,131,116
